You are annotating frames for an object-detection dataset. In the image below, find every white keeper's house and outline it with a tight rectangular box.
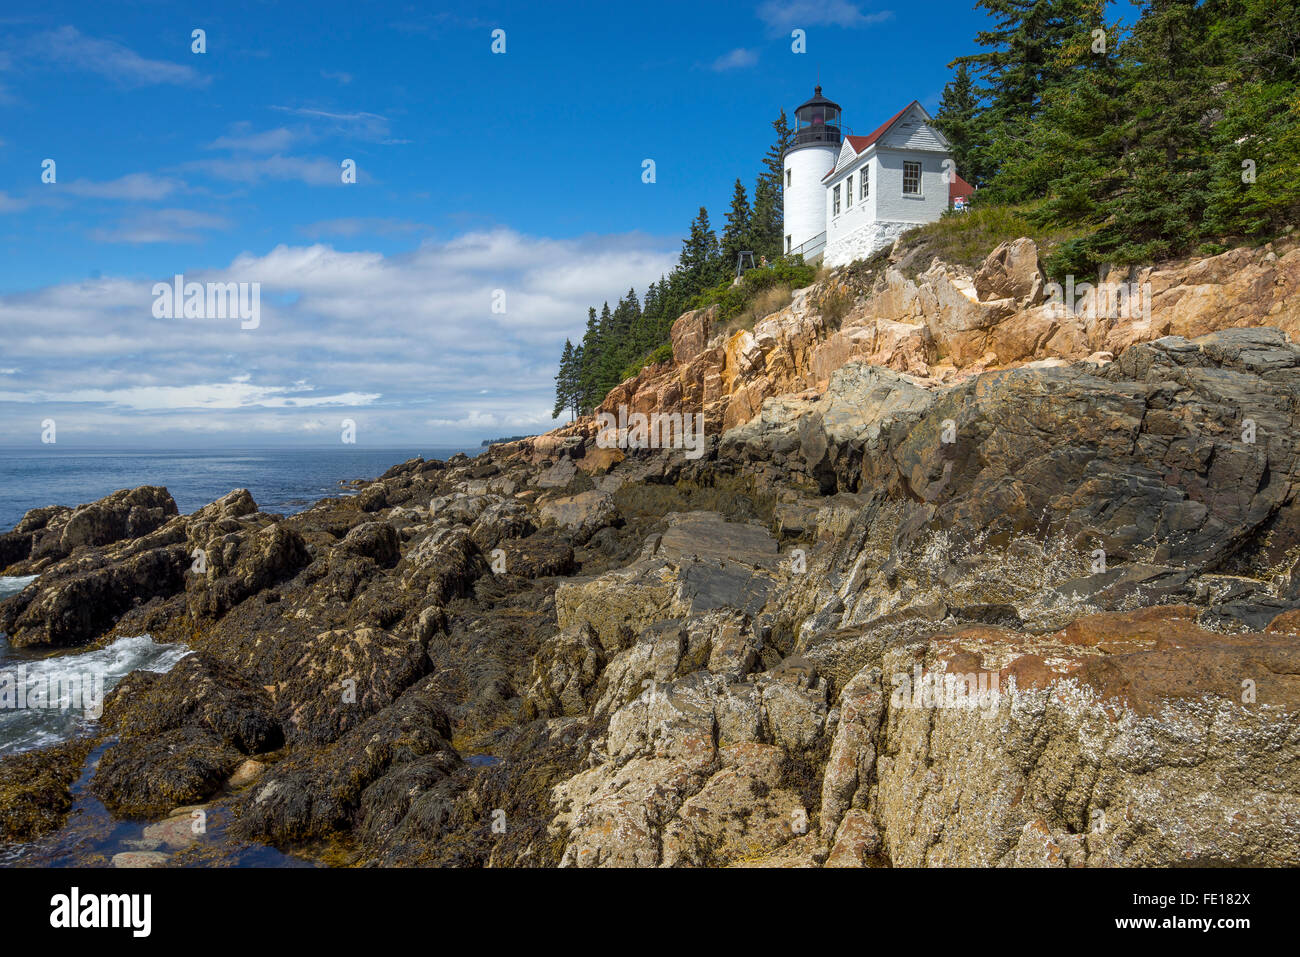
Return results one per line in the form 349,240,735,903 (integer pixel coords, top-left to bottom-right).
782,86,974,268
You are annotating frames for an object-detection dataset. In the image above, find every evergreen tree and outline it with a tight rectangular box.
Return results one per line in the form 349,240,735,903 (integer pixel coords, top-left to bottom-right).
569,344,584,419
552,339,575,420
934,63,983,186
1203,0,1300,241
577,306,600,413
720,178,753,278
953,0,1103,188
1098,0,1219,264
1012,7,1132,225
750,180,780,260
678,206,720,292
761,109,793,220
751,110,794,259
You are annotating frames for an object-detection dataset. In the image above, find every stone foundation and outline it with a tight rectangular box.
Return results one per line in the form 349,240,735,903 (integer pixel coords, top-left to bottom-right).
825,220,914,268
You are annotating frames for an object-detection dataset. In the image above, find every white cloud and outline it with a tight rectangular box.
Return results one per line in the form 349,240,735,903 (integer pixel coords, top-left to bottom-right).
25,26,207,87
711,48,759,71
61,173,184,201
207,127,299,153
269,106,400,143
0,381,380,411
88,208,230,244
182,154,347,187
0,229,678,444
757,0,893,29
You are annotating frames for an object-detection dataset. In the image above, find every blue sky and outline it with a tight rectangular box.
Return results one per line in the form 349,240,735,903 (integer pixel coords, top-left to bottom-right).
0,0,997,447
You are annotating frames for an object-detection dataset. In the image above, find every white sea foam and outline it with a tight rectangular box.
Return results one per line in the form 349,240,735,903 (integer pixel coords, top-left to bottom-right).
0,575,37,600
0,635,190,755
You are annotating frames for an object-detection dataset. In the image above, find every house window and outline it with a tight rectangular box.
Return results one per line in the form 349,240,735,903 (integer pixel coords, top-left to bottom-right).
861,168,869,202
833,184,841,216
903,161,922,195
785,169,791,188
846,174,853,208
786,235,792,254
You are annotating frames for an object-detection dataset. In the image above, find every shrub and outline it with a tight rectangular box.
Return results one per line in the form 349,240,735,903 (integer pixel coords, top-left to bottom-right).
691,257,817,323
732,285,794,332
619,341,675,381
898,201,1093,280
818,287,854,328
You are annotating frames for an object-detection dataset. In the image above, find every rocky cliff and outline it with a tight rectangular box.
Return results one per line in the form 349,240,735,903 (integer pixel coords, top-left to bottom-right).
587,233,1300,441
2,238,1299,868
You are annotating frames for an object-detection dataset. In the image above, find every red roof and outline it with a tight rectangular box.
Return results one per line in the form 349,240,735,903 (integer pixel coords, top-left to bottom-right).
823,101,921,181
949,173,975,204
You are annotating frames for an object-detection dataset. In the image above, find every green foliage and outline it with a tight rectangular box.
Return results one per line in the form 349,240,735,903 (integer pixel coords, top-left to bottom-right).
553,108,799,413
557,0,1300,415
750,111,793,262
906,203,1090,277
620,341,675,381
552,339,576,420
934,64,982,186
693,258,817,322
935,0,1299,271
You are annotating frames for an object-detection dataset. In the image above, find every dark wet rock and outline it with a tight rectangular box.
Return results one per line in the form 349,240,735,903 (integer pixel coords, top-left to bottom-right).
469,500,536,552
890,329,1300,570
269,626,429,746
400,527,488,604
92,727,242,818
497,534,576,579
357,484,390,512
1,544,190,648
338,521,401,567
187,523,311,620
0,738,95,841
59,486,177,552
521,622,606,720
232,676,457,845
101,653,282,754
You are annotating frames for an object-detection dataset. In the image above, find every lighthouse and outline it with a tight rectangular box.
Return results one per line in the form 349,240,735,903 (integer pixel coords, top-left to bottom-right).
782,85,841,257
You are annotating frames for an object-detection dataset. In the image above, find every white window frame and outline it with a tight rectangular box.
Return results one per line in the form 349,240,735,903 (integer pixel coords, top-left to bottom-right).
860,166,869,202
902,160,922,196
845,173,853,208
832,184,841,216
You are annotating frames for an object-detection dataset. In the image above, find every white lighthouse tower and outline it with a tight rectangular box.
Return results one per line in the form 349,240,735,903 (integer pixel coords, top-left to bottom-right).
782,86,841,259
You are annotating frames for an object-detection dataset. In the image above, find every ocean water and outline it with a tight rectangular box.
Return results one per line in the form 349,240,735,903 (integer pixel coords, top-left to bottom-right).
0,446,482,531
0,445,481,757
0,628,190,755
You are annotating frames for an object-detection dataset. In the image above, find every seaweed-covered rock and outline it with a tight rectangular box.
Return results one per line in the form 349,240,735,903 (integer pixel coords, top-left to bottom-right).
92,728,242,819
0,738,96,841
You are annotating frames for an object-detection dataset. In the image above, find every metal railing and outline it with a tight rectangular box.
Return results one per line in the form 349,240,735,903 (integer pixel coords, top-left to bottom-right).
789,231,826,262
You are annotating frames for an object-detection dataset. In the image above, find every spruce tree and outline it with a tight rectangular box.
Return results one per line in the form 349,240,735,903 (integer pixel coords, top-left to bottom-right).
751,110,794,260
678,206,720,294
935,63,983,186
1203,0,1300,241
577,306,600,413
552,339,575,420
953,0,1103,188
1100,0,1219,264
720,178,753,279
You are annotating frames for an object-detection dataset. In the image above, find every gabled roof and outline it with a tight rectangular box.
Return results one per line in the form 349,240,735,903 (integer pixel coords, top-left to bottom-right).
822,100,935,182
949,173,975,203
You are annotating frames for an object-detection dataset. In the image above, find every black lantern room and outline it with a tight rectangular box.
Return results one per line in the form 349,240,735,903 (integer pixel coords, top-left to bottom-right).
788,85,842,153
